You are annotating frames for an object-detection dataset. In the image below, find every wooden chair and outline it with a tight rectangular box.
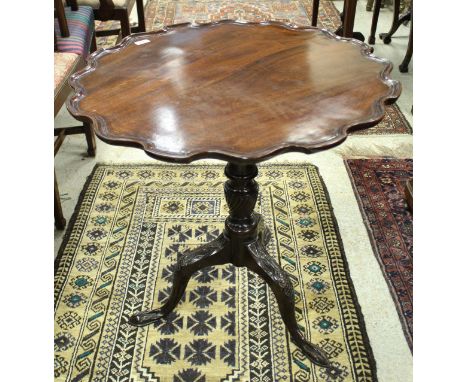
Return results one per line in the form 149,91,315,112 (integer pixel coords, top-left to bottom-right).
55,0,97,55
369,0,411,44
54,0,97,229
368,0,413,73
66,0,146,38
366,0,389,12
398,15,412,73
311,0,364,41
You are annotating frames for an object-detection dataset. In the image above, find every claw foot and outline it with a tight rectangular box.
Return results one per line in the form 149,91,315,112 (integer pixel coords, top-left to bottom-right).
129,310,166,326
294,339,332,369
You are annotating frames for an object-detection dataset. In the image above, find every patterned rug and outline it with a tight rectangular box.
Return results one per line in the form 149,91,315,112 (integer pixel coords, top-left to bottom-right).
55,164,377,382
95,0,412,136
345,158,413,350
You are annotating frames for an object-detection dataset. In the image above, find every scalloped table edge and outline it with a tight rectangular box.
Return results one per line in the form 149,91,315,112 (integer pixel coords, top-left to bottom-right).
67,20,402,164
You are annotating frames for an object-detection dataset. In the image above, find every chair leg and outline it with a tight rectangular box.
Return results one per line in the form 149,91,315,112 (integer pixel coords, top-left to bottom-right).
399,17,412,73
136,0,146,32
55,171,66,230
379,0,402,44
342,0,358,38
120,11,131,37
84,122,96,157
90,31,97,53
368,0,382,44
311,0,319,27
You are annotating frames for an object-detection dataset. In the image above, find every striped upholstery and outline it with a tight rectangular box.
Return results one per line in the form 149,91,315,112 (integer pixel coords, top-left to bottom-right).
62,0,129,8
55,6,95,56
77,0,129,7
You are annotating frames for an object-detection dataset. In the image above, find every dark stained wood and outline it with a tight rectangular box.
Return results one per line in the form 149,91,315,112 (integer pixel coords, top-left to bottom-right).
371,0,412,45
342,0,358,37
368,0,412,71
54,170,66,230
90,32,97,53
119,9,131,37
54,132,67,230
54,124,96,156
368,0,382,45
381,0,401,43
311,0,319,27
69,0,78,11
70,0,146,38
335,0,364,41
379,0,411,44
399,8,412,73
55,0,70,37
54,131,66,156
68,21,401,369
129,162,332,369
84,122,97,156
54,4,98,229
95,0,114,19
135,0,146,33
68,21,400,164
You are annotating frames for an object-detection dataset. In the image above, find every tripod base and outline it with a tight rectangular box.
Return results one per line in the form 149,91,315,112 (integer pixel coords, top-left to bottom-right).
129,163,332,369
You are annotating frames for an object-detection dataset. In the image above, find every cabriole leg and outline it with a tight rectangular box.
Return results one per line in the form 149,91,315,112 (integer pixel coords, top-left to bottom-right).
129,235,229,326
246,240,331,368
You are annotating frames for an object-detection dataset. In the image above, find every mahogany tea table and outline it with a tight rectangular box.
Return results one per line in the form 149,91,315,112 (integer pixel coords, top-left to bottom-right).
68,20,400,369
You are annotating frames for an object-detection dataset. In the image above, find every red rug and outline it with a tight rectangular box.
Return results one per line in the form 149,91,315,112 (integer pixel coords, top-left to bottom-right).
345,158,413,350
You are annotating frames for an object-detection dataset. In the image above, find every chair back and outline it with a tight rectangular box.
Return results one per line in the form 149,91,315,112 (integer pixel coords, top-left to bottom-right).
54,0,69,38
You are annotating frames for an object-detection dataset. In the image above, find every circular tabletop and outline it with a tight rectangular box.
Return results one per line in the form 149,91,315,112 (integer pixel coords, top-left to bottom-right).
68,21,401,163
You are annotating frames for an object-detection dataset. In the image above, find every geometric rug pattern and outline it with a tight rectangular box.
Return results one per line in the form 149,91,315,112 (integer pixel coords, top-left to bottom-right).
346,158,413,350
55,164,377,381
96,0,412,135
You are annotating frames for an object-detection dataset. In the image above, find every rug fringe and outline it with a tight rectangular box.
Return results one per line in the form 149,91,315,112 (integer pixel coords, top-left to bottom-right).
334,139,413,159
